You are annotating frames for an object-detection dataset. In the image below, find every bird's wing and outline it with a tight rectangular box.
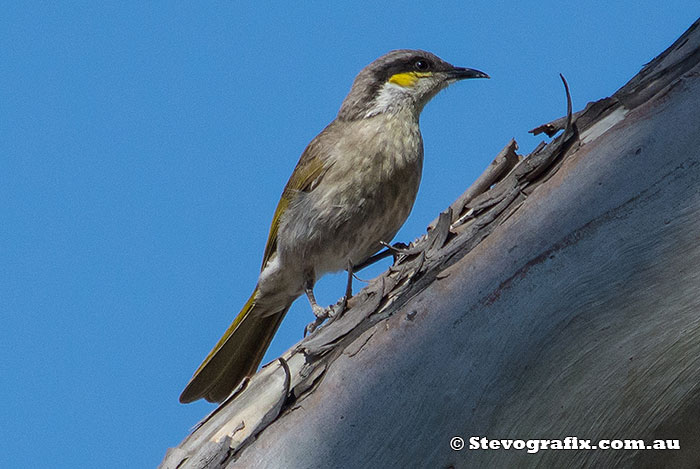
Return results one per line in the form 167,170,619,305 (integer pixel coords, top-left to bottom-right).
260,128,334,269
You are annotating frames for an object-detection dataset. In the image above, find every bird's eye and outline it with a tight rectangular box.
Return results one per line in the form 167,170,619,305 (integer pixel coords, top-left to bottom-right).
414,60,430,71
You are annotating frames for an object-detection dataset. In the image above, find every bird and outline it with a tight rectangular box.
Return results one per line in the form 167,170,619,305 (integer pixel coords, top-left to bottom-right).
180,49,488,403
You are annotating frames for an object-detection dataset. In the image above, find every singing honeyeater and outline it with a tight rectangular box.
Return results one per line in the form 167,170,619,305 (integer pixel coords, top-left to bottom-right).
180,50,488,403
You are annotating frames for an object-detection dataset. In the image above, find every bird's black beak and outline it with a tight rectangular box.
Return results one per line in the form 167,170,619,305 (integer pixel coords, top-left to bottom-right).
448,67,490,80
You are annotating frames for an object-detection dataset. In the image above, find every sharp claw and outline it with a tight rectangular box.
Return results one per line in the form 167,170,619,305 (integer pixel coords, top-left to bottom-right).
304,317,324,336
304,296,350,336
305,304,330,336
331,296,347,319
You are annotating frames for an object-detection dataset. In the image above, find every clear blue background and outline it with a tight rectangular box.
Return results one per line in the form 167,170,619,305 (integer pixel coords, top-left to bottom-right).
2,3,697,467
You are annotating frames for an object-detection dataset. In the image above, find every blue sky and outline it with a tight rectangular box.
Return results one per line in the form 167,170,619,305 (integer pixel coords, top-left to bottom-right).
2,3,697,467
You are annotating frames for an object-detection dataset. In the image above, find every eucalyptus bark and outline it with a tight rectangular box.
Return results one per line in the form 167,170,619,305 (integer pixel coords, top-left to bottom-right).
162,20,700,469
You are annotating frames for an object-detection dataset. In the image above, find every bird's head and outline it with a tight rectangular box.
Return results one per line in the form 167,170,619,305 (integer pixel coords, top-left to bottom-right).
337,49,488,120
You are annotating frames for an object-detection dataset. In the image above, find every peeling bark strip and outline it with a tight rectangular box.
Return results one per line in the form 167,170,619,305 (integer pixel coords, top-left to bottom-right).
161,19,700,469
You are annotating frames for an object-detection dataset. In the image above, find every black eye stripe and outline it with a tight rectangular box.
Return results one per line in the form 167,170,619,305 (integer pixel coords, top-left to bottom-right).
379,56,438,82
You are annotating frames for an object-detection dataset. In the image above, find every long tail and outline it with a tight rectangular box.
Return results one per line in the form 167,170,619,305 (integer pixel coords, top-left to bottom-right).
179,288,289,403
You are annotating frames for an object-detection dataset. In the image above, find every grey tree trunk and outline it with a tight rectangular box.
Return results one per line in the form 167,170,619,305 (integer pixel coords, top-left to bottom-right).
162,19,700,469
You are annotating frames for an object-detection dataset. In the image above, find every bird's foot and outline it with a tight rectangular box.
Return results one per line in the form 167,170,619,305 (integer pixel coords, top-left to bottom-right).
333,295,348,318
303,296,348,336
311,303,327,319
379,241,413,264
304,315,325,336
380,240,410,255
304,304,330,336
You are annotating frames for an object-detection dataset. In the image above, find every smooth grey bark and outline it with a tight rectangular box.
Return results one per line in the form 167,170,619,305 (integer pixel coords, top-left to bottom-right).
162,20,700,469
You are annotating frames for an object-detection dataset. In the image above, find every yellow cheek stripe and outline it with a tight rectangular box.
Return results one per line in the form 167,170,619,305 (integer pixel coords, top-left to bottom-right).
388,71,433,87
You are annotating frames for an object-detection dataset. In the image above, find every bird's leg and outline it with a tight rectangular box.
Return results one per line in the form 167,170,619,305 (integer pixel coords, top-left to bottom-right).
303,264,354,336
304,282,327,336
353,241,411,272
304,283,327,319
303,270,331,335
345,261,354,299
332,261,353,318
